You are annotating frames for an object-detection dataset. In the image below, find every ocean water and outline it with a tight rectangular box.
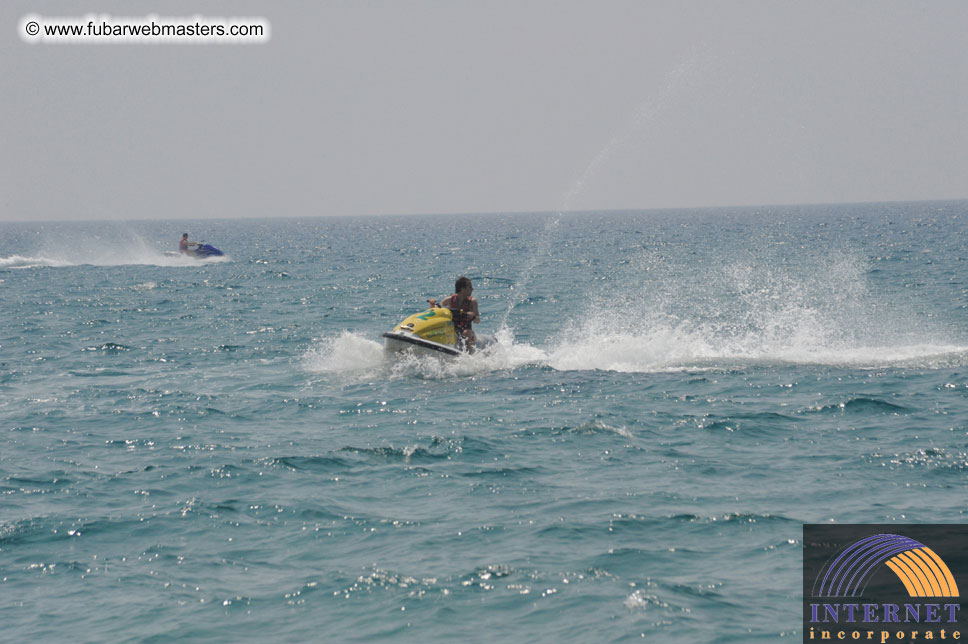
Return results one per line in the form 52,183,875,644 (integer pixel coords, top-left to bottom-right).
2,202,967,642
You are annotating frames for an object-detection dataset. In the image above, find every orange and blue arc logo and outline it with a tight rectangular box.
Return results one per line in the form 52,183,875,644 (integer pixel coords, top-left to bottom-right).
816,533,960,598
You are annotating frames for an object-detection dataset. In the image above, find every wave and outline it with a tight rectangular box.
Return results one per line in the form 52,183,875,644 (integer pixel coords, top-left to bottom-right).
303,328,968,380
807,397,910,415
81,342,131,353
264,455,356,471
555,419,634,439
870,447,968,473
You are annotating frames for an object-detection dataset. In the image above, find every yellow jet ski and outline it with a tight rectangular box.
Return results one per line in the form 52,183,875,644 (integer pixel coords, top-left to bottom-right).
382,307,494,356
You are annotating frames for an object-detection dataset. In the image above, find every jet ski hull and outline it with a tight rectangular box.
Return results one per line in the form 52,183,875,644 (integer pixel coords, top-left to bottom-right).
382,330,462,357
192,244,224,257
166,244,224,258
382,307,493,357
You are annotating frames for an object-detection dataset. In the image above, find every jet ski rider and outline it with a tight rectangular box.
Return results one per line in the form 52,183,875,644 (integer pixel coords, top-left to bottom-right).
428,276,480,353
179,233,200,254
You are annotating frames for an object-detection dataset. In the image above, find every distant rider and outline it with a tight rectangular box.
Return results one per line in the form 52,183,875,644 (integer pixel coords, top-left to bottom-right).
428,276,480,353
179,233,199,254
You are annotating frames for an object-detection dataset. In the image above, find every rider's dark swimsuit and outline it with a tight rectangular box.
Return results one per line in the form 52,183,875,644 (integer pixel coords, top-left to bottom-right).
448,294,474,348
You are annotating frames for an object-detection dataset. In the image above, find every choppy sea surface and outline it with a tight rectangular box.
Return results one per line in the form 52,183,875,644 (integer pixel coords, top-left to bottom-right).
2,202,967,642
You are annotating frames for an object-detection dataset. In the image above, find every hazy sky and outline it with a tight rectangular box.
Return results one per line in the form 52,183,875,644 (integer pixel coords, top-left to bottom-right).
2,1,966,221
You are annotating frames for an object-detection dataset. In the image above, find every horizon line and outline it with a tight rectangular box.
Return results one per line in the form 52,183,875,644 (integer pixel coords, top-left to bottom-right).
2,197,966,225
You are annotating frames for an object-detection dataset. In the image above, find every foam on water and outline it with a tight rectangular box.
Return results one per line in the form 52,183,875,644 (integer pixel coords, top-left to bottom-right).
0,252,230,268
306,288,968,377
0,254,76,268
545,325,968,372
303,328,547,381
303,323,968,379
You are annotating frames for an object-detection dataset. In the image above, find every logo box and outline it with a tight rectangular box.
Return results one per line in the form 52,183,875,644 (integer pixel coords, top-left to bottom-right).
803,524,966,643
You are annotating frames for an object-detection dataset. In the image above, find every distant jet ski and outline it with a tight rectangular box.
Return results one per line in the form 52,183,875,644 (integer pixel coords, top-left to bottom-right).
383,307,495,357
165,243,225,258
189,243,224,257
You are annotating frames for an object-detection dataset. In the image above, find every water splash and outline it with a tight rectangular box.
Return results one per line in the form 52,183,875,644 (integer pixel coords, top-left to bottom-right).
303,316,968,379
302,331,386,375
497,216,560,332
0,255,75,269
302,329,547,382
499,48,709,332
547,245,968,372
562,48,708,212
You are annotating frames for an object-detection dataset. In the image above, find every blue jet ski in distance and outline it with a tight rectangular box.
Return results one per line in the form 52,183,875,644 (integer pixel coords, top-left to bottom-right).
190,243,224,257
166,243,225,258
